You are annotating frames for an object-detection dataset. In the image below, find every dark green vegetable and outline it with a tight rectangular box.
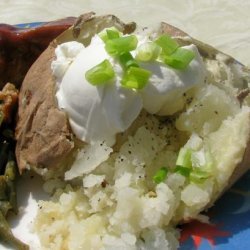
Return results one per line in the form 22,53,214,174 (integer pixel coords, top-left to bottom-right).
0,176,8,201
4,152,18,213
0,100,27,248
2,129,14,139
0,201,11,217
0,147,17,215
0,141,9,174
0,211,29,250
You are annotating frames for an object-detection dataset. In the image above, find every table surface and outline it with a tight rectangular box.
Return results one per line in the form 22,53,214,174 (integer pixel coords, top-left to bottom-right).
0,0,250,66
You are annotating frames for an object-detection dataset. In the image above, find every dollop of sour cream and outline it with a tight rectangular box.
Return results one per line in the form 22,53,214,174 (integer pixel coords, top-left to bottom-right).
52,36,142,146
140,44,205,115
52,33,205,146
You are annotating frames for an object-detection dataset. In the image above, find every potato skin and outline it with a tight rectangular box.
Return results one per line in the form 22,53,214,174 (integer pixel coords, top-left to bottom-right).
15,43,74,173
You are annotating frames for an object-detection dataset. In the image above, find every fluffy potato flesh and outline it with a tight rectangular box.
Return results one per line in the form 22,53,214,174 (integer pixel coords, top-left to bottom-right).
176,84,240,136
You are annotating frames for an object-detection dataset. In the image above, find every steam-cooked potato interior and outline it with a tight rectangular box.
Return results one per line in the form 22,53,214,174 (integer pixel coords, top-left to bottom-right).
34,82,250,249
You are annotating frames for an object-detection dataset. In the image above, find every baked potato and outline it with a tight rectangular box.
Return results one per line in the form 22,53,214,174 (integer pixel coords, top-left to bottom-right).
15,13,250,249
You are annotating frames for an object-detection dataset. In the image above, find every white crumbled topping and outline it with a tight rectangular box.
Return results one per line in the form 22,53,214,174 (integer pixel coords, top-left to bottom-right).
89,191,112,213
175,84,240,136
139,183,175,228
83,174,105,188
137,228,179,250
166,173,186,191
206,105,250,184
65,141,113,180
114,173,132,189
181,183,209,207
102,233,137,250
118,126,166,168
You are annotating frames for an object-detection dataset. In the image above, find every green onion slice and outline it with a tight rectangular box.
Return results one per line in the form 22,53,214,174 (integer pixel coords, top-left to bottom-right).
135,42,161,62
85,59,115,85
106,29,120,39
164,47,195,70
119,52,139,69
176,147,192,169
99,27,121,42
121,66,151,89
155,34,179,55
174,166,191,177
190,169,211,183
153,167,168,184
105,35,138,56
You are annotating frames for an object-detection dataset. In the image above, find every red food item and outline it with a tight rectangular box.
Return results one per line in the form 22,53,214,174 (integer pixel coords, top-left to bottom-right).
180,220,231,248
0,17,76,89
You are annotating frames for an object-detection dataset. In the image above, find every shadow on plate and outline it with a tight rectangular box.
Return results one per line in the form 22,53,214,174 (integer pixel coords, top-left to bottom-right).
8,172,49,228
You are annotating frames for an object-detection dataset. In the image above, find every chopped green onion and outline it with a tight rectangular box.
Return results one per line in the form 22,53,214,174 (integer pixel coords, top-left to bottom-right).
176,147,192,168
164,47,195,69
119,52,139,69
98,27,121,42
155,34,179,55
190,169,211,183
121,66,151,89
105,35,138,56
153,167,168,184
135,42,161,62
106,29,120,39
174,166,191,177
99,30,109,43
85,59,115,85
